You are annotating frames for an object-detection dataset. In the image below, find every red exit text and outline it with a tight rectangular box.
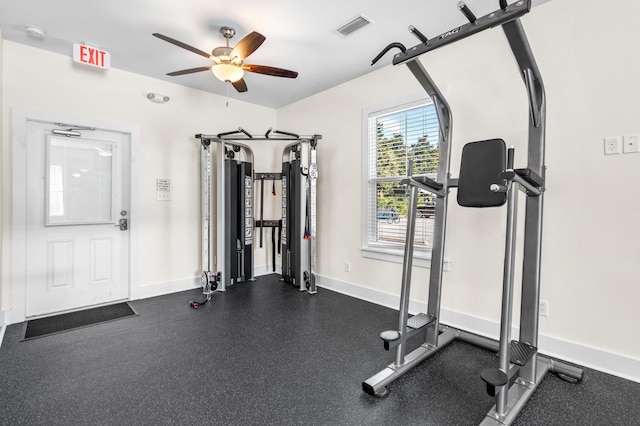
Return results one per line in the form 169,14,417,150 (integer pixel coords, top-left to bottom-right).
72,43,111,69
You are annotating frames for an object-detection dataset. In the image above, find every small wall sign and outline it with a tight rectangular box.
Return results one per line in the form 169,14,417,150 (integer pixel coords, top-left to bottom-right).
156,179,170,191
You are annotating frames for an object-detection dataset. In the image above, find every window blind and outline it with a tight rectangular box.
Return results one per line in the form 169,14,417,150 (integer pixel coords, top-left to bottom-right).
367,102,440,250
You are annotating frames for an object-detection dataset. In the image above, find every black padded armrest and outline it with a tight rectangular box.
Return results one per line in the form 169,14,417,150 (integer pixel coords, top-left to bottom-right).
514,168,544,188
413,176,444,191
499,168,544,188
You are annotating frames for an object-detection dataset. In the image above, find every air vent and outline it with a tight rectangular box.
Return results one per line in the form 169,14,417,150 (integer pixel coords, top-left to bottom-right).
336,14,374,37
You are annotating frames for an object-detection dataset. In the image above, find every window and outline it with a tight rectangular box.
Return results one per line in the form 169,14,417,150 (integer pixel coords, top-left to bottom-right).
46,136,115,226
362,98,440,264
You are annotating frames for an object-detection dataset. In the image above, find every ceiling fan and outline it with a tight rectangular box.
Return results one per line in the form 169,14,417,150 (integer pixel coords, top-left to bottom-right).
152,26,298,93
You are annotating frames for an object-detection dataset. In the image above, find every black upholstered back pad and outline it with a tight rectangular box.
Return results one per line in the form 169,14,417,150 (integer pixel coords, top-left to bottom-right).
457,139,507,208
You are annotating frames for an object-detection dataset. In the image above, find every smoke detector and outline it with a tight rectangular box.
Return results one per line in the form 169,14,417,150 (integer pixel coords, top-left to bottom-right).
25,25,46,40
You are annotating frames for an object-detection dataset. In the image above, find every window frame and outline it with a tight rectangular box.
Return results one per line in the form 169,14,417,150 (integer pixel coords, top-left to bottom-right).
361,95,449,269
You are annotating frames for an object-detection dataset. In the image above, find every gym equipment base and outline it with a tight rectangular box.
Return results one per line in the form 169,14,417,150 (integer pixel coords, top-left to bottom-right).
363,325,583,425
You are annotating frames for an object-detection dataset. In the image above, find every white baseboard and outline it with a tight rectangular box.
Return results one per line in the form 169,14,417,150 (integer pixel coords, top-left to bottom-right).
0,324,6,349
137,266,279,301
136,267,276,301
135,277,200,300
0,311,6,348
317,274,640,384
254,264,279,277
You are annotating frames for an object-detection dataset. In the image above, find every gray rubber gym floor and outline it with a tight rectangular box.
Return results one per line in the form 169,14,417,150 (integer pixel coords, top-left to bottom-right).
1,274,638,425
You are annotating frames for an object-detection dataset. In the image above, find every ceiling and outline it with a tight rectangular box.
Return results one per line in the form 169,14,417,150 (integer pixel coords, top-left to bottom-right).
0,0,548,109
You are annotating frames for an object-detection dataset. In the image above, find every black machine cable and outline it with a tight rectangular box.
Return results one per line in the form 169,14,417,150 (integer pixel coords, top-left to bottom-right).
272,227,276,272
303,185,311,240
278,220,282,255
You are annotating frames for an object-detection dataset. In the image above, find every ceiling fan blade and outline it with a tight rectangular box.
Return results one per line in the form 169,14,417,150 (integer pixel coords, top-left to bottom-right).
230,31,266,61
167,66,212,76
153,33,212,60
242,64,298,78
232,78,248,93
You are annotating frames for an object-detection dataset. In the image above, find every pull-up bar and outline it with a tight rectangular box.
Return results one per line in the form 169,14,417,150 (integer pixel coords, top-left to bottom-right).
196,128,321,142
393,0,531,66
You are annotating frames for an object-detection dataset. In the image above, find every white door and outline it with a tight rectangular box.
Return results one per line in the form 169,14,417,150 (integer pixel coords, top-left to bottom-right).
24,121,130,317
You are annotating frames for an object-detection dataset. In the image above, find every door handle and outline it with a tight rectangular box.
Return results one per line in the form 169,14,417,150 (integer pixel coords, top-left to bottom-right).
115,218,128,231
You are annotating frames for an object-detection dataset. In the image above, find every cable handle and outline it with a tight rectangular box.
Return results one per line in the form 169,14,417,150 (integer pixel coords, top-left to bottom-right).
371,42,407,66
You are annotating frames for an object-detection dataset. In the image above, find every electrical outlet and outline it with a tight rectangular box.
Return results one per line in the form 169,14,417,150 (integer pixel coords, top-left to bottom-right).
622,135,639,154
604,136,621,155
539,300,549,317
344,262,351,272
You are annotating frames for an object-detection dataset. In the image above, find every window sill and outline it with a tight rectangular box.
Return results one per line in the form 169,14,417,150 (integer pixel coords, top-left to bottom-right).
361,246,450,271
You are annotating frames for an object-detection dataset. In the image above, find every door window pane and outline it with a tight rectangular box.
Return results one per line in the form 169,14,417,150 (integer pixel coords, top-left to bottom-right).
46,136,115,225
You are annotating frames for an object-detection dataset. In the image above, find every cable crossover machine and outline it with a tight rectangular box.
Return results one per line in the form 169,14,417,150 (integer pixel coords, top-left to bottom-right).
192,128,319,307
363,1,583,424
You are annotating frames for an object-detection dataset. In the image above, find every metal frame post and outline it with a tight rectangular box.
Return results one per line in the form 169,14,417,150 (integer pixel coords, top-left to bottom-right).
308,138,319,294
395,164,418,367
215,139,227,291
497,168,518,416
502,18,546,385
405,59,453,347
201,144,211,280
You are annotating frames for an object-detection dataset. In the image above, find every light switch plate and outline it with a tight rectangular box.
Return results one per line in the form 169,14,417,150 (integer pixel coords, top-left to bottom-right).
622,135,639,153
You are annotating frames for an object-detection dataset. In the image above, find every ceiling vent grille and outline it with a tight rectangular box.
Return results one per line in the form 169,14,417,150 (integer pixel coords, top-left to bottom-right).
336,14,374,37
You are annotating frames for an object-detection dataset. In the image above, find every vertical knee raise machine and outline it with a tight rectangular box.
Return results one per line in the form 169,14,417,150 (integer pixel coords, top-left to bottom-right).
196,129,319,298
363,1,582,424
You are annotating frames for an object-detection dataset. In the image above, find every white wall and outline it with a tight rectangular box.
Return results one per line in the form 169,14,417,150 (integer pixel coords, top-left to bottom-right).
1,40,278,313
2,0,639,380
277,0,640,378
0,29,4,322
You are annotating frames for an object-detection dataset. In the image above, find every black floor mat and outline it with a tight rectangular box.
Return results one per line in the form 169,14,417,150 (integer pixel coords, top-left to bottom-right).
21,302,137,341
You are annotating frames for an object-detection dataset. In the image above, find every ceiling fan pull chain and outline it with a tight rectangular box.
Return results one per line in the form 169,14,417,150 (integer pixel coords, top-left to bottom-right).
226,83,230,107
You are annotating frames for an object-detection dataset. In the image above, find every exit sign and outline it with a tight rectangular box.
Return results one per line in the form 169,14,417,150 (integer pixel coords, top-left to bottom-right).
73,43,111,69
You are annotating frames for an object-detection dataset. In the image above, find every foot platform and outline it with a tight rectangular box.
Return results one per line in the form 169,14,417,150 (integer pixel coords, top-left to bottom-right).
407,313,435,329
510,340,537,366
379,313,436,350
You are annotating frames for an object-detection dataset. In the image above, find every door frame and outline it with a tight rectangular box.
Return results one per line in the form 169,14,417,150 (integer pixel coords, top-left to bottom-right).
9,108,140,324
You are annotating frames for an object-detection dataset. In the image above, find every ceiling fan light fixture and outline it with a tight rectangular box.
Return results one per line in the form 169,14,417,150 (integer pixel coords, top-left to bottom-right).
212,63,244,83
154,29,296,93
